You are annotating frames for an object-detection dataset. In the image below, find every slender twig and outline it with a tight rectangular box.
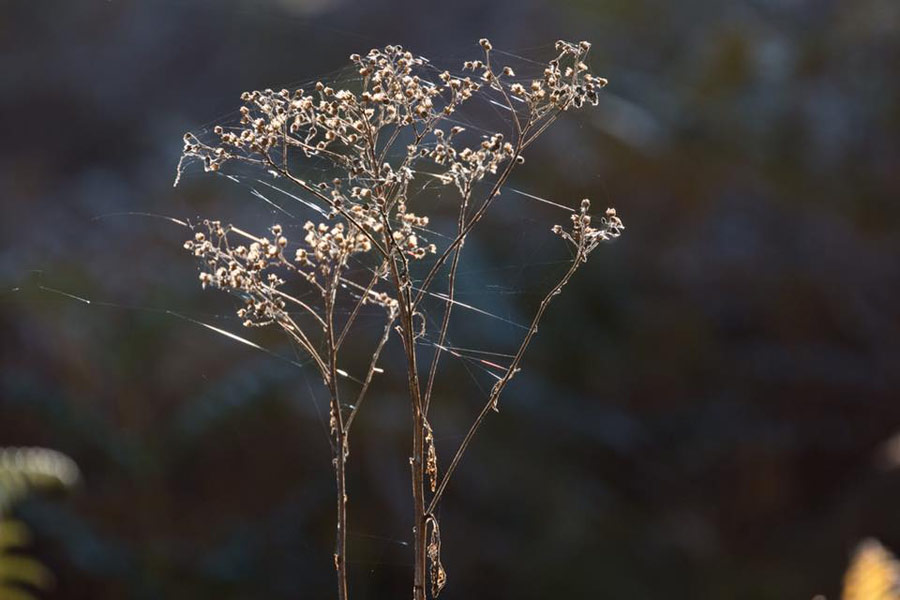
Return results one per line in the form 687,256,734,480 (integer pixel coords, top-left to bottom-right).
483,46,522,136
346,313,395,433
428,247,586,515
422,187,470,415
412,140,522,311
281,316,329,378
336,261,386,352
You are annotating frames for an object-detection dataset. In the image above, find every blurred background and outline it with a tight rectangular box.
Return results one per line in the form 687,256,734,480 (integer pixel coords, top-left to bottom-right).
1,0,899,598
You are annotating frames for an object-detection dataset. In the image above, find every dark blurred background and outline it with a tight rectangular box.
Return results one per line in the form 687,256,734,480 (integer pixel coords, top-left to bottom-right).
2,0,899,598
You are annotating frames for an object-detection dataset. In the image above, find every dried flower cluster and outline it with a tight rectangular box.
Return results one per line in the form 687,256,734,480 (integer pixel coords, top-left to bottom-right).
554,200,625,258
175,38,621,600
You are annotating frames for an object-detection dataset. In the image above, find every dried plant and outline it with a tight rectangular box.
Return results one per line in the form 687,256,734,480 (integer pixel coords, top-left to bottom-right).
175,38,622,599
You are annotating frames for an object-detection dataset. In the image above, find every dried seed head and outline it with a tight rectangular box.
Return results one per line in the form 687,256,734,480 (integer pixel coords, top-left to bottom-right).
176,37,616,403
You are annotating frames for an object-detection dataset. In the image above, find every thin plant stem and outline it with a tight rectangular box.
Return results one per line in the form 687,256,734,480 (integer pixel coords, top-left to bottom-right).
325,260,350,600
428,247,586,515
422,189,469,416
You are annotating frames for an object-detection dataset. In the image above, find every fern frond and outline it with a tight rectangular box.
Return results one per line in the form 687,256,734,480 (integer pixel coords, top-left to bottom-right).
0,447,80,512
0,518,54,599
0,448,80,599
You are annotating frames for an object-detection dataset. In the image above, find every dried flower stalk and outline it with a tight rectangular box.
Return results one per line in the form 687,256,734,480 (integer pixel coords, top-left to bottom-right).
175,38,621,599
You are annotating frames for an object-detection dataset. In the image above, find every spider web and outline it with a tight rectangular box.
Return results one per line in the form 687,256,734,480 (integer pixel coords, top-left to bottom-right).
169,43,585,391
14,42,601,578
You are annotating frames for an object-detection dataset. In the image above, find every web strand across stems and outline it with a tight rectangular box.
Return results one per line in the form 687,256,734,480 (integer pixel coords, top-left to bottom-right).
174,38,616,600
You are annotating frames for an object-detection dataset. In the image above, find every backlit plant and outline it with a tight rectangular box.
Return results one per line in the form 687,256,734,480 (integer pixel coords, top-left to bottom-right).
175,38,622,599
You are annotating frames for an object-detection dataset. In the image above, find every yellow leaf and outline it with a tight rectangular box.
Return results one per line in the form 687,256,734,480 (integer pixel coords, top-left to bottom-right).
843,538,900,600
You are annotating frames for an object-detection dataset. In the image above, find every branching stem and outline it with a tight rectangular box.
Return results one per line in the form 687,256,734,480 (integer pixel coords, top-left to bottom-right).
428,247,586,515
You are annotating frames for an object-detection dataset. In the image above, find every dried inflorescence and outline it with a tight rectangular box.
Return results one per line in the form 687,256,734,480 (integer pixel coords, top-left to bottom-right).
471,39,607,111
177,38,615,335
175,38,621,600
183,218,398,331
553,200,625,259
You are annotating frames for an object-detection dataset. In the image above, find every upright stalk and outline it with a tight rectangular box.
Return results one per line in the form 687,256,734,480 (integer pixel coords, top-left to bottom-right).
390,254,427,600
412,403,427,600
364,106,429,599
333,437,349,600
325,264,349,600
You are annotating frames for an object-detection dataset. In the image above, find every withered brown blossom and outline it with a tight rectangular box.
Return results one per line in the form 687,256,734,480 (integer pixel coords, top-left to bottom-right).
175,38,621,600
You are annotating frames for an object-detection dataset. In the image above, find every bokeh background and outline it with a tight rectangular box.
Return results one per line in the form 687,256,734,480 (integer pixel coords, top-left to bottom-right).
2,0,899,598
